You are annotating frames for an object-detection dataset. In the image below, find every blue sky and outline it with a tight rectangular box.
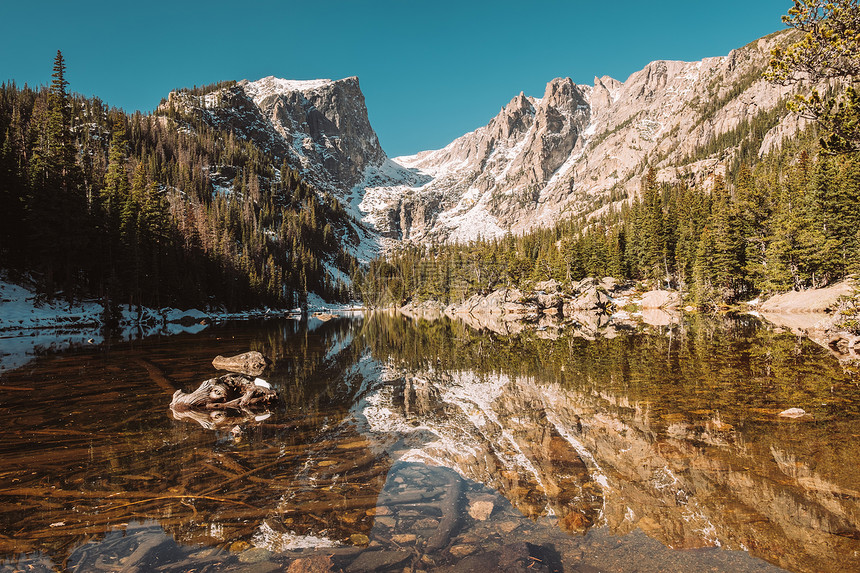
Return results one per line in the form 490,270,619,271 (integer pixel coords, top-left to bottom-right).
1,0,789,157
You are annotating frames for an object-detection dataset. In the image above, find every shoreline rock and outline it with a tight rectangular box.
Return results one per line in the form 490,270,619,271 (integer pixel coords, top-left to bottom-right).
757,279,859,363
399,278,685,336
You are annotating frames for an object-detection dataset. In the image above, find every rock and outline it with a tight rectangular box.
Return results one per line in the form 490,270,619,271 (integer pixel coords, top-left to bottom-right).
565,284,612,313
760,280,856,313
639,290,681,309
449,545,478,557
452,542,559,572
454,288,539,317
468,500,494,521
229,540,251,552
400,300,445,320
344,550,410,572
212,351,270,376
600,277,619,291
533,279,561,293
535,290,563,310
779,408,807,418
237,548,273,563
391,534,417,543
374,516,396,528
573,277,600,292
560,511,593,531
287,555,335,573
497,521,520,533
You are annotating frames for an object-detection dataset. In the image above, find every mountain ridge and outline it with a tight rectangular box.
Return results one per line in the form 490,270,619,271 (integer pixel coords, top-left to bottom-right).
168,30,804,249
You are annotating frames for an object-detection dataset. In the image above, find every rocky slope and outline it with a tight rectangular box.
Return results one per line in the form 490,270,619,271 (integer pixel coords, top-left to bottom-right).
159,76,391,203
167,31,807,248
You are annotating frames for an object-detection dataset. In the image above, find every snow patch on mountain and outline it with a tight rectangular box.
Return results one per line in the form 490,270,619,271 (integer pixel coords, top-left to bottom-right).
438,193,506,243
242,76,336,105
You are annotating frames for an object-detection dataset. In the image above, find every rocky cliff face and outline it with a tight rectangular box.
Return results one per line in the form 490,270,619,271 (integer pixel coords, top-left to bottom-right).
365,78,591,242
364,31,807,243
160,76,387,197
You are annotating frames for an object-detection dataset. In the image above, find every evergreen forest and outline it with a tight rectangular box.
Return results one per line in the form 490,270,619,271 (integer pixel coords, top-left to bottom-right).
0,52,360,315
358,134,860,308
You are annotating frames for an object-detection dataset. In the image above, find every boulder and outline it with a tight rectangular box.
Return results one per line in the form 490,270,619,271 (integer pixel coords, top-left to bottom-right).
572,277,600,293
779,408,807,418
535,291,563,311
639,290,681,309
465,289,538,316
565,284,612,312
760,280,855,313
533,279,561,293
600,276,619,292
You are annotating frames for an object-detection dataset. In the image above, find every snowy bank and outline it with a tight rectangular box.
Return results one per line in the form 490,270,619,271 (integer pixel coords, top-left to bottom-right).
0,277,363,373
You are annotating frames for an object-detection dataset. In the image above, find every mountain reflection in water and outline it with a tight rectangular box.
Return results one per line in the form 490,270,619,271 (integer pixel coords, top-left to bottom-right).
0,313,857,572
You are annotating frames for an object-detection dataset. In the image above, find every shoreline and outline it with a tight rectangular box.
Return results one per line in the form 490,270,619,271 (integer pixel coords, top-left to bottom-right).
0,277,363,372
396,277,860,362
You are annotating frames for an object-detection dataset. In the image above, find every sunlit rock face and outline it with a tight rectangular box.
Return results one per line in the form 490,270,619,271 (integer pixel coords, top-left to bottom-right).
361,32,809,244
355,366,860,572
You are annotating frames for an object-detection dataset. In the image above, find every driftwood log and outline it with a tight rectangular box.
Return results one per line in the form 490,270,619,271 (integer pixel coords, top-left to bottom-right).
170,373,279,430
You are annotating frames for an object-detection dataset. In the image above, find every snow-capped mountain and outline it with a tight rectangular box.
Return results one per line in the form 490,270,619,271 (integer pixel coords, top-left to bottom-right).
160,75,386,197
164,31,805,248
370,32,805,243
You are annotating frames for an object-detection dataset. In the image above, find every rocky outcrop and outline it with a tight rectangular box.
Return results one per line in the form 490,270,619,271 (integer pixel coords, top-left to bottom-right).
638,289,681,309
759,279,860,362
563,278,614,313
456,289,539,317
399,277,631,336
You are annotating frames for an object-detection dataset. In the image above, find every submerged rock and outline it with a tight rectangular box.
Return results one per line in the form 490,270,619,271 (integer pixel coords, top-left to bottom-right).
286,554,335,573
468,500,494,521
778,408,807,418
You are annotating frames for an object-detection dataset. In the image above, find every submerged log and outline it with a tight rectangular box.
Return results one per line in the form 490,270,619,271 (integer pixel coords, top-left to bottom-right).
212,351,270,376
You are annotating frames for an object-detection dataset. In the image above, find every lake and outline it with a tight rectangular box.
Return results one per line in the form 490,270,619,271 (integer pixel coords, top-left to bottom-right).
0,312,858,572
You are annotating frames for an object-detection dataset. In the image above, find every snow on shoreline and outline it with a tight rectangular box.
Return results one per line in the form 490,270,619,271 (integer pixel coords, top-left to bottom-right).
0,278,363,373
